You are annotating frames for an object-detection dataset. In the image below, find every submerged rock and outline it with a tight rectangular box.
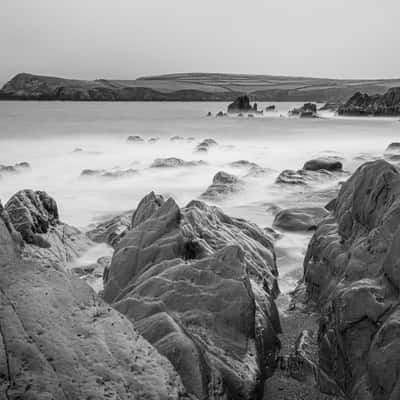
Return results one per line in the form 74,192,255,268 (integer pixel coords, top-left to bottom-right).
303,159,400,399
148,136,159,143
5,190,91,267
0,205,188,400
150,157,206,168
273,207,329,232
194,138,218,153
80,168,138,178
103,193,281,399
275,169,334,185
127,135,144,142
170,135,185,141
200,171,244,200
0,162,31,173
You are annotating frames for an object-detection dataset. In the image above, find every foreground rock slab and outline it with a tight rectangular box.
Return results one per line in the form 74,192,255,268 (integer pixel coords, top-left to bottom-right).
103,192,281,400
0,202,188,400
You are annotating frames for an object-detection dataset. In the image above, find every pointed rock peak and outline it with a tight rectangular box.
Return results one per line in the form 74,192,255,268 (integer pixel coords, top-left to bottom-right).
131,192,165,228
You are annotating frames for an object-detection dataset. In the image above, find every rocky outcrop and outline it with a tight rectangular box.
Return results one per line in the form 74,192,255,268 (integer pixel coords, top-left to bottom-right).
273,207,329,232
87,210,133,248
103,193,281,399
0,199,188,400
289,103,317,118
303,160,400,399
338,87,400,116
200,171,244,200
5,190,91,267
384,142,400,161
80,168,138,178
276,169,337,185
150,158,206,168
227,95,253,113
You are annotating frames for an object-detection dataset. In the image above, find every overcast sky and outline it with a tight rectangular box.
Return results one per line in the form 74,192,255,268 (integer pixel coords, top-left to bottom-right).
1,0,399,82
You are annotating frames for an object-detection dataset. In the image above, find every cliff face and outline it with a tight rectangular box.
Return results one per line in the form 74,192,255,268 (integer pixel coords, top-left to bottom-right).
338,87,400,116
1,72,399,102
103,193,281,400
303,160,400,399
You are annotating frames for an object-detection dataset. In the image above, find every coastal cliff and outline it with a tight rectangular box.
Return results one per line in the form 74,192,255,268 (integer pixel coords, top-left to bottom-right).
1,72,399,102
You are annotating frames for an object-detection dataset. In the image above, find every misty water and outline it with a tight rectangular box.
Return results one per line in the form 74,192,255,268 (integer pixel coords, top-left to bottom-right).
1,101,399,303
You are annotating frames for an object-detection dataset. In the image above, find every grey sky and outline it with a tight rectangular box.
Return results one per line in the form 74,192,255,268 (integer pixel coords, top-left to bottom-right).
1,0,399,82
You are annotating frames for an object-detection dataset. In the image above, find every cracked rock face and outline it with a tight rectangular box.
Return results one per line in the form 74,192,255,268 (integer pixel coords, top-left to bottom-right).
5,190,91,268
103,193,281,400
0,206,188,400
303,160,400,400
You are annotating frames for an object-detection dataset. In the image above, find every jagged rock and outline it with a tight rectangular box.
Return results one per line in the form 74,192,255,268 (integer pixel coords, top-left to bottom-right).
273,207,329,232
103,193,281,399
338,87,400,116
87,210,133,248
5,190,91,267
303,159,400,399
227,95,253,113
289,103,317,118
0,162,31,174
303,158,343,172
194,138,217,153
80,168,138,178
127,135,144,142
150,158,206,168
200,171,244,200
0,208,188,400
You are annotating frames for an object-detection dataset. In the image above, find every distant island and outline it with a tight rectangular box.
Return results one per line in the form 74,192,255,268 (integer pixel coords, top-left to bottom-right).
1,72,400,104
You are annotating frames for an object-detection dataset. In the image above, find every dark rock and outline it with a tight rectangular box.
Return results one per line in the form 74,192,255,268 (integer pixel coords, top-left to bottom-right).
227,95,253,113
265,105,276,111
103,193,281,399
170,135,185,141
200,171,244,200
338,87,400,116
324,198,337,211
148,137,159,143
80,168,106,176
0,162,31,174
207,111,212,117
5,190,91,267
273,207,329,232
303,159,400,399
289,103,317,118
216,111,225,117
275,169,334,185
303,158,343,172
127,135,144,142
319,102,340,111
87,210,133,248
150,157,206,168
0,208,187,399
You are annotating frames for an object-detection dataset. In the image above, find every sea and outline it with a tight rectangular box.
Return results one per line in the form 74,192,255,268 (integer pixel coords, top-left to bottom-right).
1,101,399,303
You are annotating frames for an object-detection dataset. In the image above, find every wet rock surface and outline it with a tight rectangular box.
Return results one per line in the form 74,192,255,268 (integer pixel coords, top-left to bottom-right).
200,171,244,200
227,95,253,113
194,138,217,153
273,207,329,232
80,168,138,178
0,206,188,400
103,193,281,400
127,135,144,142
303,159,400,399
303,158,343,172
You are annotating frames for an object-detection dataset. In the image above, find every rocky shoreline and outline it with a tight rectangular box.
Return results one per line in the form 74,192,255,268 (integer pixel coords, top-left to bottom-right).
2,148,400,399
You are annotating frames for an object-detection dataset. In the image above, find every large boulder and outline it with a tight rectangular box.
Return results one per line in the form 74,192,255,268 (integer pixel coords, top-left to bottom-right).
5,190,91,267
227,95,253,113
303,160,400,399
273,207,329,232
275,168,337,185
103,193,281,400
0,204,188,400
200,171,244,200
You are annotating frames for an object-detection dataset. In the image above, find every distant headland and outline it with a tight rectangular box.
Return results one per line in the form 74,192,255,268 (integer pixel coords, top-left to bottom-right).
1,72,400,103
